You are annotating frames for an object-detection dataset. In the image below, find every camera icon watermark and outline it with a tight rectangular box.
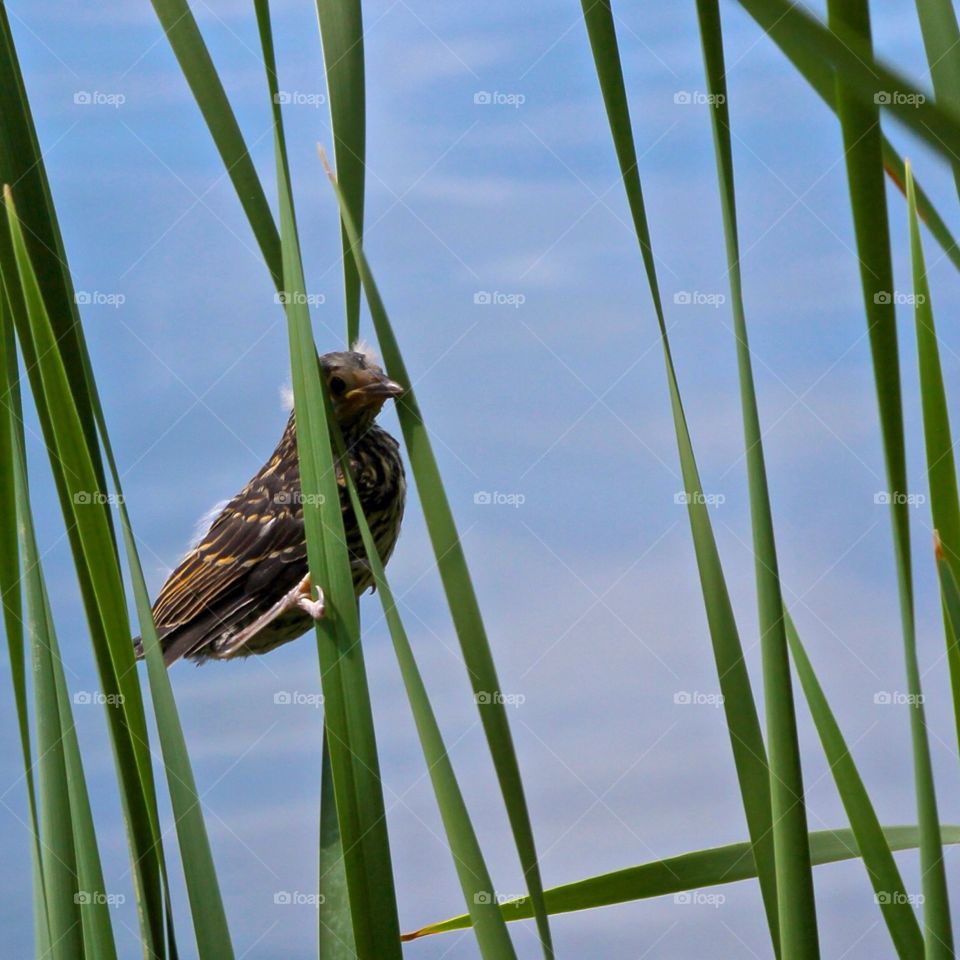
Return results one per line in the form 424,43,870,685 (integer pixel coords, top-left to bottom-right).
673,890,726,907
873,491,925,508
473,490,526,507
273,90,326,108
473,290,526,308
75,890,125,906
274,691,324,708
673,690,725,708
75,290,125,308
274,490,325,506
674,491,725,508
273,890,325,906
475,691,526,708
73,691,125,706
875,890,924,905
874,91,925,107
73,90,126,108
73,491,124,506
873,691,925,706
873,290,925,305
673,90,725,106
673,290,725,308
275,291,325,307
473,90,525,108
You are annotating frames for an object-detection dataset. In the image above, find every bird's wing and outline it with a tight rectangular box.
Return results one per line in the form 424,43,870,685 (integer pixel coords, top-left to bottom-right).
152,476,307,634
151,448,365,646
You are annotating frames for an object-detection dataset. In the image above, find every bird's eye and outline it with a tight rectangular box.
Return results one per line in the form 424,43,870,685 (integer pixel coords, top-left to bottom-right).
330,376,347,395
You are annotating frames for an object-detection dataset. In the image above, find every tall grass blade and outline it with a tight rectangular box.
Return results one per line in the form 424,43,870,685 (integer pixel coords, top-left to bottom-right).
734,0,960,175
318,734,356,960
914,0,960,199
730,0,960,274
7,180,237,958
320,154,554,959
254,5,402,955
0,4,101,454
405,826,960,940
824,4,952,953
2,184,179,959
338,428,518,958
0,16,178,952
5,195,119,960
906,162,960,755
315,0,365,344
785,614,923,957
29,565,83,960
149,0,282,286
314,3,368,945
0,284,49,950
695,5,819,954
936,545,960,702
578,1,784,950
119,482,235,957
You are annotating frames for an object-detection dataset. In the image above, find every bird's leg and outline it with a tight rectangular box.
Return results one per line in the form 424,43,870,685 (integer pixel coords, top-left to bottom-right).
294,573,325,619
214,573,324,658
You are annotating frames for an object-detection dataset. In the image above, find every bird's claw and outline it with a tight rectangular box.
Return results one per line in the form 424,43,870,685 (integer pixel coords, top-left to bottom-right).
296,587,325,620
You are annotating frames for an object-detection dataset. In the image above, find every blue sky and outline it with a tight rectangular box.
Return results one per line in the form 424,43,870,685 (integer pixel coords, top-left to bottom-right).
3,0,960,957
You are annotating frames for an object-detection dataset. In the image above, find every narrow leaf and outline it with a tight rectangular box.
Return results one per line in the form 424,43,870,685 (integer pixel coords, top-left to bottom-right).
321,152,554,958
405,826,960,940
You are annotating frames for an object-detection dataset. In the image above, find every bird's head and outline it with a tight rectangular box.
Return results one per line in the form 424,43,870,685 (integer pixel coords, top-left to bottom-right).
318,345,404,430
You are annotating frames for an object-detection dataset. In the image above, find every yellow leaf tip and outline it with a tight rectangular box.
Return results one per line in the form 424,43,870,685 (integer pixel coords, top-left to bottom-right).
317,144,335,181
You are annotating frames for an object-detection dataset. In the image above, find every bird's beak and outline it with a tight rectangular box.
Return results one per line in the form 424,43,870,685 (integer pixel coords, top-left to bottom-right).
345,372,405,402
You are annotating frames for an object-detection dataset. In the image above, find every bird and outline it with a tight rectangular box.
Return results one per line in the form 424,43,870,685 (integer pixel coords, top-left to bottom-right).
135,344,406,666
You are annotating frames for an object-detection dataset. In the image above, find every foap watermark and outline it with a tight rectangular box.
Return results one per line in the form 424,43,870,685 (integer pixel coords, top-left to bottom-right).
874,91,926,107
73,491,124,506
673,290,725,308
275,291,325,307
475,691,525,708
874,691,925,706
875,891,924,906
673,690,725,708
673,90,725,106
473,290,525,308
674,491,725,508
674,891,726,908
474,891,523,907
474,490,525,507
274,490,325,506
73,691,125,707
75,290,125,308
873,290,926,306
273,891,325,907
874,491,925,508
274,691,324,708
473,90,525,108
75,891,125,907
273,90,326,108
73,90,126,108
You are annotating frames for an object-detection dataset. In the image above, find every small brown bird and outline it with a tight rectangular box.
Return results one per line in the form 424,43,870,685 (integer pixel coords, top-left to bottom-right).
137,345,405,665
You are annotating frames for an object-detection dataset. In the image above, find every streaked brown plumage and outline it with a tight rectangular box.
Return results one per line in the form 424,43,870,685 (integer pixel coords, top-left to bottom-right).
137,347,405,665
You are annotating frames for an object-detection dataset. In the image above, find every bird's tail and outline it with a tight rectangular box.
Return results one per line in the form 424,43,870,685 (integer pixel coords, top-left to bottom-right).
132,635,145,660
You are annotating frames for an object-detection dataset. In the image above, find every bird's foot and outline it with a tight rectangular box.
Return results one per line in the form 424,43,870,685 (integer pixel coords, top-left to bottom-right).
294,575,325,619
